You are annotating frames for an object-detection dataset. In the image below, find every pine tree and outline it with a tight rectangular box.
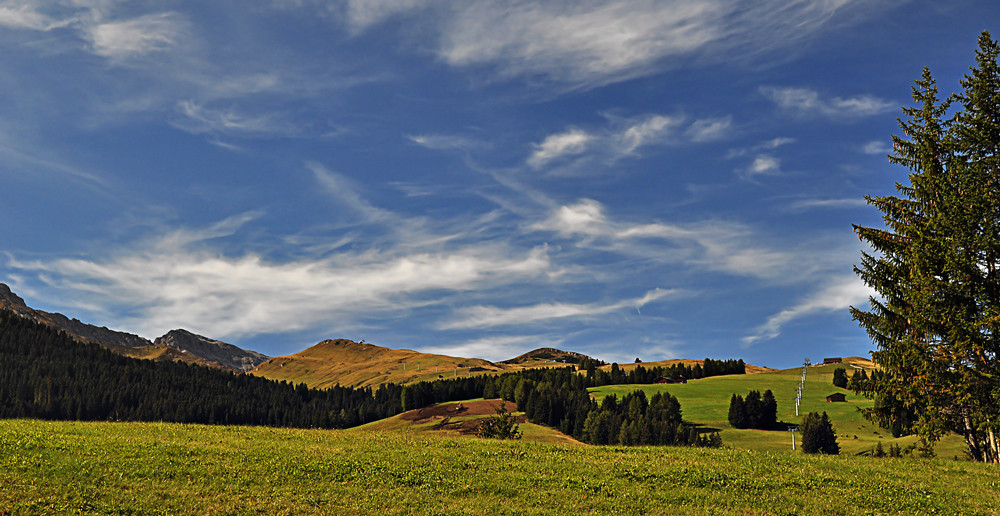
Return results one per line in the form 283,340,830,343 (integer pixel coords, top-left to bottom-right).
800,411,839,455
761,389,778,429
728,393,747,429
832,368,848,388
851,31,1000,463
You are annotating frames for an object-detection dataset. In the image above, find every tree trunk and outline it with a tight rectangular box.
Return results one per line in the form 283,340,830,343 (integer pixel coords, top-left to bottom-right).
988,425,999,464
963,414,983,462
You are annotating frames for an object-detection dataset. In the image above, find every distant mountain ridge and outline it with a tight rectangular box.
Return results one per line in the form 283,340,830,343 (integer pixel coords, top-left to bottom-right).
500,347,596,366
0,283,268,371
155,329,269,372
0,283,150,348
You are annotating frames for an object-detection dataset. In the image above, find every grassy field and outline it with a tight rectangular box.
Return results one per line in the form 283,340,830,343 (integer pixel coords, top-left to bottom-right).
2,419,999,515
590,363,969,458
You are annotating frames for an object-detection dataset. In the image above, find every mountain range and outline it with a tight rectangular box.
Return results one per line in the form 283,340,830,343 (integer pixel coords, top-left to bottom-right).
0,283,607,387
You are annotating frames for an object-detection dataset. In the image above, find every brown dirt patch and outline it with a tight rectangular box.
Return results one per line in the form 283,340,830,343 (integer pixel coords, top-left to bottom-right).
399,400,525,435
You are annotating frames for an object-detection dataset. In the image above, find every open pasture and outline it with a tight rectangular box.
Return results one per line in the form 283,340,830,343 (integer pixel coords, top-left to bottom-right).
1,419,998,515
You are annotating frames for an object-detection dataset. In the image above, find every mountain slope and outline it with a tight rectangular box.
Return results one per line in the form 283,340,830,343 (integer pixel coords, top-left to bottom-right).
154,329,269,372
251,339,504,389
0,283,266,371
0,283,150,348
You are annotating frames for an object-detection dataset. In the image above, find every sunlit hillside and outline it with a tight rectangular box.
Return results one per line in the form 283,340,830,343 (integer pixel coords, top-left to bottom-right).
250,339,505,389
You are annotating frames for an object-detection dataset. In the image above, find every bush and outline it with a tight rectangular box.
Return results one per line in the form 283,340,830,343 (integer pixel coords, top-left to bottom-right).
476,401,522,440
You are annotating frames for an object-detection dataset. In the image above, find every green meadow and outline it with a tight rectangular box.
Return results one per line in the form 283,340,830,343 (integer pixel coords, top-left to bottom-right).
2,418,999,515
590,363,969,457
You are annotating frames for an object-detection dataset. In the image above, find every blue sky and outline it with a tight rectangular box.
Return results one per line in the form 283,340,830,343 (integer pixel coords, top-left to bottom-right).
1,1,996,368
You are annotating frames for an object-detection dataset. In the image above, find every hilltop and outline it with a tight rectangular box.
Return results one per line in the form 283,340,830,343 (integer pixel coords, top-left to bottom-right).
251,339,504,389
155,329,269,372
499,347,597,367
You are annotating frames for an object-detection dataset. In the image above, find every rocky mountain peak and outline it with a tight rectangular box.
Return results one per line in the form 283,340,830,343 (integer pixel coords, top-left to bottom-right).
154,329,269,372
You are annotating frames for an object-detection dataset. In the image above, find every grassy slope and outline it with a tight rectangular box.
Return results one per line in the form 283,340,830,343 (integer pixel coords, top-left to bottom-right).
590,363,968,458
354,398,583,446
2,419,998,515
250,339,506,389
110,343,228,369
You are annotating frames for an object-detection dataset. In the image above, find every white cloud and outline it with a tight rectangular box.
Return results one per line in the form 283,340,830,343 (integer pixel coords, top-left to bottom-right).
726,137,795,158
407,134,482,151
527,113,700,170
532,199,806,281
0,3,72,30
742,276,873,345
342,0,902,88
421,335,562,363
745,154,781,177
342,0,429,32
439,288,675,330
6,219,553,341
862,140,891,155
171,101,299,138
788,198,869,211
684,116,732,143
615,115,681,154
84,12,185,60
0,138,112,193
307,162,398,225
761,86,895,119
531,199,609,237
528,129,594,168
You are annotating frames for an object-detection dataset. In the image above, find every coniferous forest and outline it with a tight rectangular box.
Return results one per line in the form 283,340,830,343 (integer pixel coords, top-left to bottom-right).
0,310,404,428
2,308,731,446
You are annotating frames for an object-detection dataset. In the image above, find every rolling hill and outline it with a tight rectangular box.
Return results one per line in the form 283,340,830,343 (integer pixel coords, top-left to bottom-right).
499,347,597,368
353,399,582,445
250,339,505,389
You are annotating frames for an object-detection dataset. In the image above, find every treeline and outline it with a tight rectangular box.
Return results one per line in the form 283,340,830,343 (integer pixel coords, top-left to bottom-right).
483,367,721,447
2,308,734,448
727,389,777,430
582,358,745,386
0,310,403,428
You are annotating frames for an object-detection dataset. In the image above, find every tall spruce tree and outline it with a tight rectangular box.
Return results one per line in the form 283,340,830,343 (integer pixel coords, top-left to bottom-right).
852,31,1000,462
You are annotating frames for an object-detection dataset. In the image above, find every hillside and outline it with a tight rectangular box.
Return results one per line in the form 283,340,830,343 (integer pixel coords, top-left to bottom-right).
251,339,504,389
3,419,998,514
590,362,968,458
354,399,582,445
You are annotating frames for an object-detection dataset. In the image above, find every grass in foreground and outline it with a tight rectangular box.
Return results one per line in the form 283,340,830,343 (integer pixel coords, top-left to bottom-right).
2,419,999,515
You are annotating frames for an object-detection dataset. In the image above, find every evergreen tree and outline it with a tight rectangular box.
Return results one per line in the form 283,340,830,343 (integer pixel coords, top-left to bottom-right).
728,393,747,429
800,411,839,455
832,368,848,388
852,32,1000,462
760,389,778,429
